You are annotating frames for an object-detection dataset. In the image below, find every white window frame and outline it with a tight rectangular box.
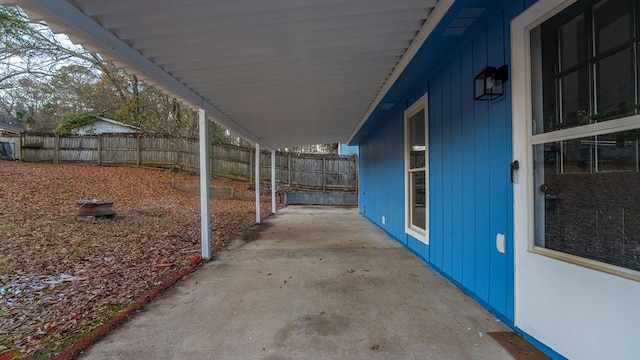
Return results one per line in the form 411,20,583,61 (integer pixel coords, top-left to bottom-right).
405,94,429,244
512,0,640,281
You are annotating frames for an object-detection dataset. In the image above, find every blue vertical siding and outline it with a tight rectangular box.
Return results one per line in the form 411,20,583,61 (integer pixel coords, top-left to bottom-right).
471,29,492,305
440,65,454,276
460,43,477,293
487,11,509,316
359,107,408,247
357,3,526,323
450,54,464,283
430,71,444,268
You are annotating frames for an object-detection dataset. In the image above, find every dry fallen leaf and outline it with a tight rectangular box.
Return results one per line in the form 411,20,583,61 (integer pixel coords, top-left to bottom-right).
0,162,273,358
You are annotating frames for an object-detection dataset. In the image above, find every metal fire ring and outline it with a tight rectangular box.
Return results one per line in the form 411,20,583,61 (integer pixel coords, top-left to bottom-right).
76,199,115,217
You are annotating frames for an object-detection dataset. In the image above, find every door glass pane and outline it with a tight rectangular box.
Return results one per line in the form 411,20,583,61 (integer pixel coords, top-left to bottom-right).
594,49,635,121
559,13,587,71
596,131,638,172
409,109,425,169
561,138,592,174
533,130,640,272
593,0,632,55
411,171,426,230
559,67,590,130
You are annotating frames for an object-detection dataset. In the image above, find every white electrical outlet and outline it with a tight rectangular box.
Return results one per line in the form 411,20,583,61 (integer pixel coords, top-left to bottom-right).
382,216,386,225
496,233,506,253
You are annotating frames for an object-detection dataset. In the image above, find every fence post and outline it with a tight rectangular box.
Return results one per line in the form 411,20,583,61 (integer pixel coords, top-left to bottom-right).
287,153,291,185
136,136,141,166
209,140,214,178
322,156,326,192
97,134,102,165
249,147,253,183
355,156,359,193
54,133,60,164
271,150,276,214
174,138,179,168
255,143,261,224
18,133,22,161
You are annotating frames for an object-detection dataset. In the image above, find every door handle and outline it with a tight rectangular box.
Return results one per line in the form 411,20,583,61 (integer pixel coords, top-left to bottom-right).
510,160,519,183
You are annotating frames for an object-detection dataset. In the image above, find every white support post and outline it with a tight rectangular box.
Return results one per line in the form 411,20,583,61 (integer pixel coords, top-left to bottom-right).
271,150,276,214
255,142,261,224
198,108,211,260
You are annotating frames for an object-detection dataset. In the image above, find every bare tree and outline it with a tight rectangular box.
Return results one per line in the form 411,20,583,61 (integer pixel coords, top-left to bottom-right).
0,5,247,141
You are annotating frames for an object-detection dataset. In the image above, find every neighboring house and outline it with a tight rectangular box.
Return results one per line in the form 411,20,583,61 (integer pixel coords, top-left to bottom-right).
0,120,26,135
337,143,358,156
0,121,25,160
68,117,142,135
349,1,640,359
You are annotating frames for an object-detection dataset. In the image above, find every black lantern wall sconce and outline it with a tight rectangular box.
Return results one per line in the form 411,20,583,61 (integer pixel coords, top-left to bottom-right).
474,65,509,101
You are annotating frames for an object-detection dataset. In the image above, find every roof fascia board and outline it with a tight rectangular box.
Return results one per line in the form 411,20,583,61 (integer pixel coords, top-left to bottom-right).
346,0,454,144
14,0,273,150
97,116,141,130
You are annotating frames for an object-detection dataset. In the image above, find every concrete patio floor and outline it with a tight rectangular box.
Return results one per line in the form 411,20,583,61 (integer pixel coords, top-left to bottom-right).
78,206,518,360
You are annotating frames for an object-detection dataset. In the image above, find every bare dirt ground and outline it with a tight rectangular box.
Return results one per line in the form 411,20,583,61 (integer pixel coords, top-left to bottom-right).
0,161,272,359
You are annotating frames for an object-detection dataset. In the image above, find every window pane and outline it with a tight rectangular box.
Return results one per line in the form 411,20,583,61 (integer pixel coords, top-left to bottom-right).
559,13,587,71
531,23,560,135
533,0,638,136
559,67,590,129
593,0,632,55
409,109,425,169
561,138,592,174
410,171,426,230
534,131,640,272
596,131,638,172
594,48,635,121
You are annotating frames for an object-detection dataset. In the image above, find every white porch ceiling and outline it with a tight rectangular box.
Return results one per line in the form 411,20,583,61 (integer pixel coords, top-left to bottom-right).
4,0,444,149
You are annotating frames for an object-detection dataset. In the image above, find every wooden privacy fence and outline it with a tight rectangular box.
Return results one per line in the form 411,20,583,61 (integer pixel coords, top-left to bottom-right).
14,133,358,192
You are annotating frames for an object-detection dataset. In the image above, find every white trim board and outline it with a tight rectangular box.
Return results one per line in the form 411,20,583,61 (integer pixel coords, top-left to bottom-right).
530,114,640,145
404,93,429,245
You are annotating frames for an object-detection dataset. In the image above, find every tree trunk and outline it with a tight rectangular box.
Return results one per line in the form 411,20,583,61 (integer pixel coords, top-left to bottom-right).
132,74,140,125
